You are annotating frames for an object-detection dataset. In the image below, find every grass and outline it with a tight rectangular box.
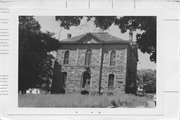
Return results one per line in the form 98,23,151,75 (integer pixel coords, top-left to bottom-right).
18,93,152,108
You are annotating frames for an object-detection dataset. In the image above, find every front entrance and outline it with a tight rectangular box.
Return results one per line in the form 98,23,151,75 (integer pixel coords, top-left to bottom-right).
82,72,91,88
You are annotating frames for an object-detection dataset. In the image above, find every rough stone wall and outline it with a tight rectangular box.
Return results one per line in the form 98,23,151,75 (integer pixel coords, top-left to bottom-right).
56,45,101,93
55,44,129,94
101,45,127,94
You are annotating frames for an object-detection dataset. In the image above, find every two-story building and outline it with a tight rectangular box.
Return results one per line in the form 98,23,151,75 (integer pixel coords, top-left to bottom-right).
55,32,138,94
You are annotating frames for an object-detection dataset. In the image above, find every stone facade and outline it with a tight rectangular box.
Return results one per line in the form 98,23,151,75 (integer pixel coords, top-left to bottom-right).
55,33,138,94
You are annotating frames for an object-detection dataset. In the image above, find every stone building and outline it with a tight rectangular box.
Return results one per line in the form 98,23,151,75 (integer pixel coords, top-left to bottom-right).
55,32,138,94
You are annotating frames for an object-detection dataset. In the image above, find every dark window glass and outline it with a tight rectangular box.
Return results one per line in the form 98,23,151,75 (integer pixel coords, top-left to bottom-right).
64,51,69,65
108,74,114,88
85,49,92,66
110,51,116,66
62,72,67,88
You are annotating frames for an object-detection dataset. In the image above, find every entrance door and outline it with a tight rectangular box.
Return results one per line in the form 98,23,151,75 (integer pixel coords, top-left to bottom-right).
82,72,91,88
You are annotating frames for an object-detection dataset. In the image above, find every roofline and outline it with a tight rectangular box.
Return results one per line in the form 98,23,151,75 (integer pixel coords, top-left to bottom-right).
60,33,86,42
59,32,127,43
77,33,104,43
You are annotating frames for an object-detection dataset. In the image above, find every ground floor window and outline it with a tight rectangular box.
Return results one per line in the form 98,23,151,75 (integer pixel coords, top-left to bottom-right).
108,74,114,88
62,72,67,88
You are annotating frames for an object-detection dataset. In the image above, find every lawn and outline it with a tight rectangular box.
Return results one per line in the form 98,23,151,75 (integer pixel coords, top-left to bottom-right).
18,93,153,108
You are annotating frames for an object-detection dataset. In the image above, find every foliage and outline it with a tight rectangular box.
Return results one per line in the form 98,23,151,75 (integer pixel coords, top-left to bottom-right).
55,16,156,62
41,79,52,93
137,69,156,93
50,60,65,94
19,16,59,93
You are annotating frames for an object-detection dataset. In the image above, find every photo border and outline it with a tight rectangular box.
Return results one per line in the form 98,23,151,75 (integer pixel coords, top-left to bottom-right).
8,8,164,116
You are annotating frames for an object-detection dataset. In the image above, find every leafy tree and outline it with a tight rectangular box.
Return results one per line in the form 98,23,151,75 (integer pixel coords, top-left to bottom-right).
55,16,156,62
19,16,59,94
51,60,65,94
137,69,156,93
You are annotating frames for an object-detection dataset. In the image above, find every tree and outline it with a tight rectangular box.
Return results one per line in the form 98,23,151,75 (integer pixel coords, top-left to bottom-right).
55,16,156,62
50,60,65,94
19,16,59,94
137,69,156,93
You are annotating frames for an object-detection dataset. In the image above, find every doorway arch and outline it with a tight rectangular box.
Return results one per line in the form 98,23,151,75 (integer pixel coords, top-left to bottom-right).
82,71,91,88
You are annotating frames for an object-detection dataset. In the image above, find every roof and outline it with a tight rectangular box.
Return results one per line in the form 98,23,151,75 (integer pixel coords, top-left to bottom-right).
59,32,138,60
59,32,130,44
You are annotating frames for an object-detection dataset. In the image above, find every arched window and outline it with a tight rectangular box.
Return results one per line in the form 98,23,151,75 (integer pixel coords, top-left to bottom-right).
63,51,69,65
82,72,91,88
85,49,92,66
62,72,67,88
110,50,116,66
108,74,114,88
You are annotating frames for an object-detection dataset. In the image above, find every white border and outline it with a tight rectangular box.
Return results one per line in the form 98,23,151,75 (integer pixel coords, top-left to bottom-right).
8,8,164,115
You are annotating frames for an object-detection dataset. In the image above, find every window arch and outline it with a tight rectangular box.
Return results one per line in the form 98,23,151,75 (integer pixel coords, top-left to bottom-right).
110,50,116,66
63,50,69,65
82,72,91,88
62,72,67,88
85,49,92,66
108,74,114,88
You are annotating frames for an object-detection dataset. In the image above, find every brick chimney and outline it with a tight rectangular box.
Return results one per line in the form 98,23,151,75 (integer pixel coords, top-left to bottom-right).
67,33,71,39
129,30,133,46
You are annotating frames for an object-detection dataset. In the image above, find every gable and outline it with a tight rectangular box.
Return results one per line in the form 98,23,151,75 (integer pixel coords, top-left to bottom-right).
59,32,130,45
76,33,102,44
82,38,99,44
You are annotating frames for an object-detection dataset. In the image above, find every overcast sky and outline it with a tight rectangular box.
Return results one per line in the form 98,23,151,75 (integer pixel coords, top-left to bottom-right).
34,16,156,70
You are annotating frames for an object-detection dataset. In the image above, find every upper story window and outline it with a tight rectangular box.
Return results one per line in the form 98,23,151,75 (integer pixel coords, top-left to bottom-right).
85,49,92,66
63,50,69,65
108,74,114,88
110,50,116,66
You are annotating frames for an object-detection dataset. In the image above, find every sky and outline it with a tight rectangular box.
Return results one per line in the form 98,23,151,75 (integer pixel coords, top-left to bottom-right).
34,16,156,70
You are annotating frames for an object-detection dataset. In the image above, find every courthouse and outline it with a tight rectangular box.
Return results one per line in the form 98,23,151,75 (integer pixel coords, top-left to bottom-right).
55,32,138,94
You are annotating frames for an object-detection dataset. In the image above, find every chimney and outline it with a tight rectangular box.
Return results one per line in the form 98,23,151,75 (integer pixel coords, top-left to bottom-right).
67,33,71,39
129,30,133,46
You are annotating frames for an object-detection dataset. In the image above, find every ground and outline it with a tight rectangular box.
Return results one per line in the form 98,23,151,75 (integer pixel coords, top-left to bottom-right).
18,93,155,108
